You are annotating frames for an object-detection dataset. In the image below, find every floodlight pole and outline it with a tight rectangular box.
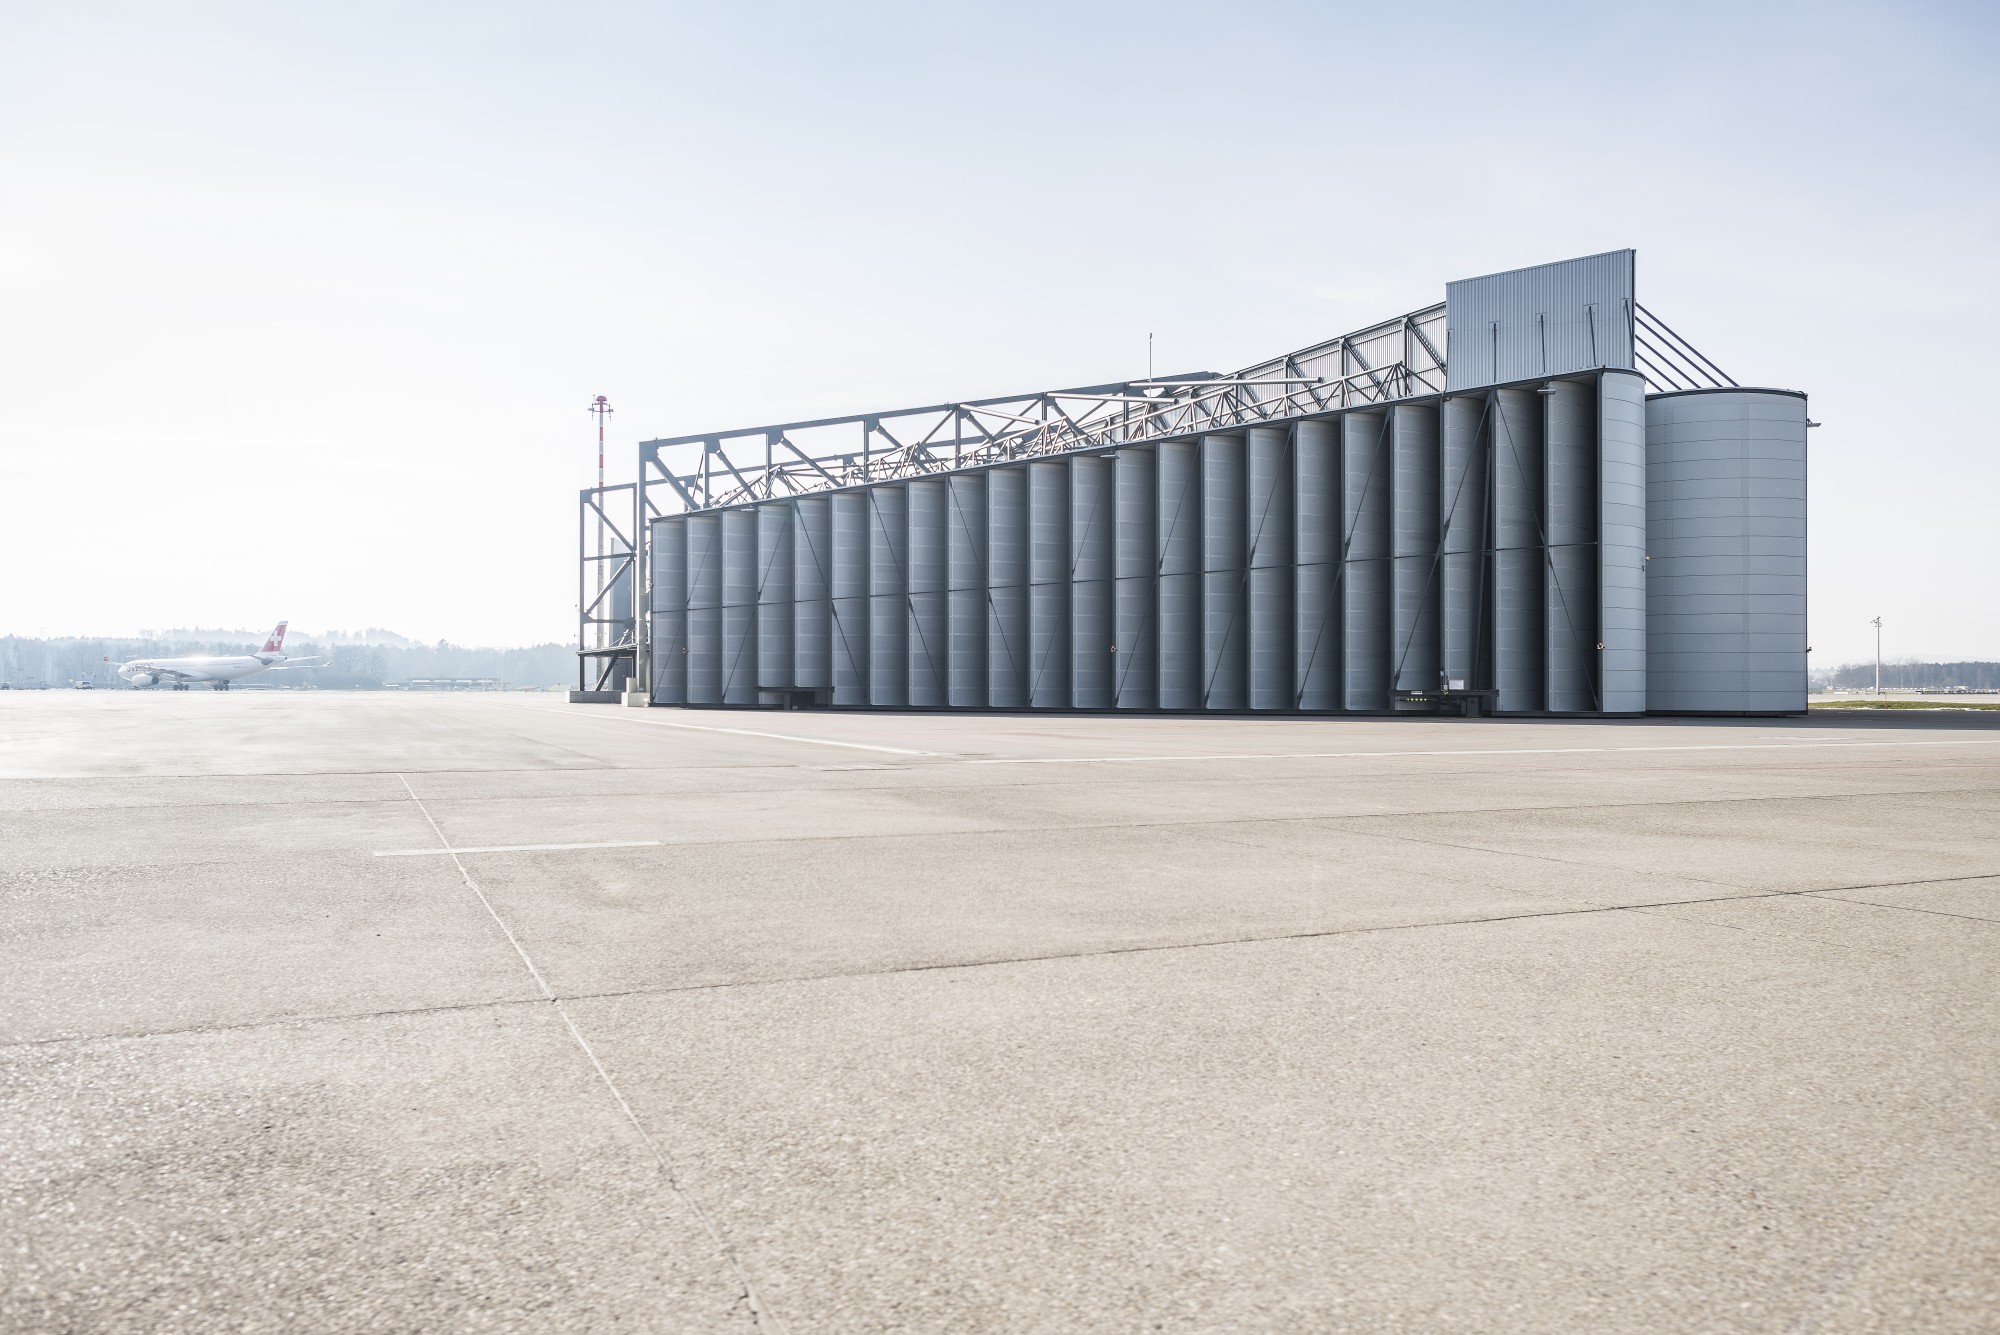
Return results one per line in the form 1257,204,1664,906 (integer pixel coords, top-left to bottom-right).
589,396,613,650
1871,616,1882,696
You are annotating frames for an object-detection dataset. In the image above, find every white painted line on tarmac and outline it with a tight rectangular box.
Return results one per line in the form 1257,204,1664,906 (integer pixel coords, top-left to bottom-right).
966,737,2000,766
387,774,784,1327
462,695,938,757
375,839,664,857
627,716,938,756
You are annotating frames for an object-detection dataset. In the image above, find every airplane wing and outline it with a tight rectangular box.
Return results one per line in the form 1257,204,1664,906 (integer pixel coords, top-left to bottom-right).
136,666,211,683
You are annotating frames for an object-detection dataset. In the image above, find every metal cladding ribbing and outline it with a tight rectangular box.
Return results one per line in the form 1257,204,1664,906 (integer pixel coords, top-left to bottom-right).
1292,420,1340,710
1492,387,1545,712
685,513,723,705
644,366,1794,717
1644,388,1808,714
756,502,794,693
616,251,1806,715
1200,434,1247,711
1069,455,1116,711
1437,396,1487,695
1597,372,1649,713
1112,447,1159,710
1027,459,1071,709
1246,426,1294,711
720,508,758,705
985,466,1029,708
793,495,832,691
866,484,907,706
907,479,948,708
1390,402,1441,697
650,514,688,704
1156,440,1202,711
1340,411,1390,711
946,473,987,707
1543,379,1598,712
830,490,869,705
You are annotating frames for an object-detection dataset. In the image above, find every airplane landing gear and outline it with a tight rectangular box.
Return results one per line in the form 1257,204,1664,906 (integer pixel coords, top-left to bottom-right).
173,683,189,691
212,681,230,691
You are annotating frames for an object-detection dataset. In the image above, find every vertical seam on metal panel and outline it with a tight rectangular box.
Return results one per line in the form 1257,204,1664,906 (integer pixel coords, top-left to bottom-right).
908,486,943,704
1388,404,1452,695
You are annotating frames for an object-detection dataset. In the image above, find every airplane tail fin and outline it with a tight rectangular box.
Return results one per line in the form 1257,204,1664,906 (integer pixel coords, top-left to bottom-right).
261,621,288,654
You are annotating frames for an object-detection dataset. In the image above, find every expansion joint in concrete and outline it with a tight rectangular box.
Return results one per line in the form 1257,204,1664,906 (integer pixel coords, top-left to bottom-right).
394,775,792,1335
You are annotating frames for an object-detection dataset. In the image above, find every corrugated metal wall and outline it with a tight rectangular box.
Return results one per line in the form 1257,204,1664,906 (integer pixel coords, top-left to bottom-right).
1597,373,1648,712
650,371,1674,715
1445,250,1637,391
1644,388,1808,713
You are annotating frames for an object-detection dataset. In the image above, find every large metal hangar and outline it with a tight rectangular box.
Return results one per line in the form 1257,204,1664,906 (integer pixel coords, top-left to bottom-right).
579,251,1808,716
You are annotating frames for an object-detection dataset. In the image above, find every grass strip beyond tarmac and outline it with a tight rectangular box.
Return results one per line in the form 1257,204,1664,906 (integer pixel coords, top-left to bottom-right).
1811,699,2000,710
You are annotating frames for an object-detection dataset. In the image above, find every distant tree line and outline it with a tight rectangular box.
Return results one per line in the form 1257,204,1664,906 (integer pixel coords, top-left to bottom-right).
1814,661,2000,691
11,634,1986,694
0,635,574,690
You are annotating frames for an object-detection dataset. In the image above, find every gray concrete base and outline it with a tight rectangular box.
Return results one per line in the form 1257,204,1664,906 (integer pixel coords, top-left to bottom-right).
5,693,1996,1332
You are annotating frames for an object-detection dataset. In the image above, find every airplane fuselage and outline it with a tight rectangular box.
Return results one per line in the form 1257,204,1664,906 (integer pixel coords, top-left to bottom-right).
117,654,288,687
112,622,311,688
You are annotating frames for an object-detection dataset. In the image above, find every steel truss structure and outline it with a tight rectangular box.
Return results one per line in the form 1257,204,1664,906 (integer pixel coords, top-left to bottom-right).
635,306,1448,515
574,482,652,694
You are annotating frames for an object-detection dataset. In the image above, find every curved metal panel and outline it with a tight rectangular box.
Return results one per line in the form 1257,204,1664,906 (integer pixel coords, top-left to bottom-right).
1245,426,1293,710
1597,371,1647,713
1544,379,1598,712
1493,387,1545,712
1342,412,1391,710
906,593,947,707
1027,459,1071,708
1070,455,1114,709
1439,396,1487,696
792,495,832,690
1156,440,1202,710
946,473,988,707
986,465,1029,708
756,502,795,692
867,485,908,706
1390,403,1440,696
906,479,948,706
1201,434,1246,710
685,513,723,705
1645,388,1807,713
720,508,759,705
1113,447,1158,710
648,517,688,705
907,478,947,595
1293,420,1340,711
830,490,870,706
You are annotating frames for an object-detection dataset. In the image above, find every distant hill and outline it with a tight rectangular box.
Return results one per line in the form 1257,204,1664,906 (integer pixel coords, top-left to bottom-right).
1814,661,2000,691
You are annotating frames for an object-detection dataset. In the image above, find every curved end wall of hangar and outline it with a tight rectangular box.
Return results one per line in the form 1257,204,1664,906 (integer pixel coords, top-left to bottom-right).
639,251,1809,718
1643,388,1810,715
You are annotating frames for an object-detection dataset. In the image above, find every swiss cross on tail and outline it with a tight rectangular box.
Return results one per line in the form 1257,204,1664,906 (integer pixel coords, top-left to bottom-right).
261,622,288,654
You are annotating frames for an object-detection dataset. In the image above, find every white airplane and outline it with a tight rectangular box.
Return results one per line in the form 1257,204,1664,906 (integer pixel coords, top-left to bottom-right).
108,622,322,690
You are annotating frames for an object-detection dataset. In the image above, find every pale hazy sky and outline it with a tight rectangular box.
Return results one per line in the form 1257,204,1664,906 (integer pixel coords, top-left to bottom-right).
2,0,1994,665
